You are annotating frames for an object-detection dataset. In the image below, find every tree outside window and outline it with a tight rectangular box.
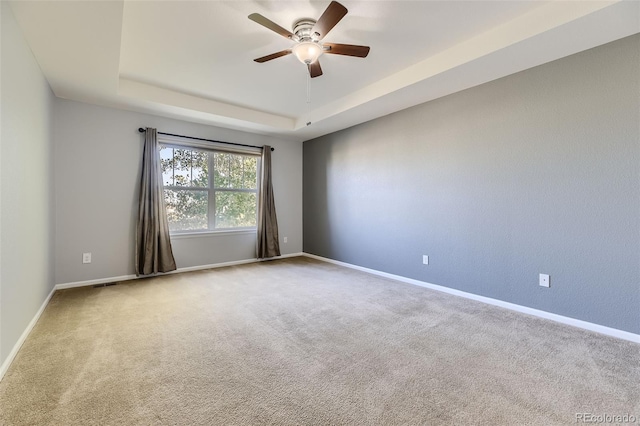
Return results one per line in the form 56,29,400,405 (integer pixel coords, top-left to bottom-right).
160,146,258,232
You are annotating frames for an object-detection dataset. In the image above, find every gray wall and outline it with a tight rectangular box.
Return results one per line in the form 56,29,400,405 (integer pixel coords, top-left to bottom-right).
303,35,640,334
54,99,303,285
1,3,56,363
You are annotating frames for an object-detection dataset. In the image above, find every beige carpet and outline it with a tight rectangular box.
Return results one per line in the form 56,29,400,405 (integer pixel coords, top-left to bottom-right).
0,257,638,425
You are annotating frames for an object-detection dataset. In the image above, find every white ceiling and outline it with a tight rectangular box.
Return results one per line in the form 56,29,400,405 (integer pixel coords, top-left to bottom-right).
8,1,640,142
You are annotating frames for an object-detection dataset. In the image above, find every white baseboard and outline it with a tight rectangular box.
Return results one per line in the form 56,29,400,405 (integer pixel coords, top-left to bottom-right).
0,287,56,382
55,273,138,290
262,252,304,261
55,252,304,290
303,253,640,344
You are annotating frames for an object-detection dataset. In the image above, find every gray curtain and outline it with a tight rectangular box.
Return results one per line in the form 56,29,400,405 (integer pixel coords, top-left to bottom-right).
257,146,281,259
135,128,177,276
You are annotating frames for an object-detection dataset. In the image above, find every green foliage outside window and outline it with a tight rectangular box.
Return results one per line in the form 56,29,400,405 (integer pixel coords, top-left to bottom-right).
160,147,258,232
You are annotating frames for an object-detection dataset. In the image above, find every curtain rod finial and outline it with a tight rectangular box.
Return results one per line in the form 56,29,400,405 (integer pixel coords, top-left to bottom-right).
138,128,146,133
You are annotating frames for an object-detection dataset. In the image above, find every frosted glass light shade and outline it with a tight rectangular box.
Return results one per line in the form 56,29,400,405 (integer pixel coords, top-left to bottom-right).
292,42,323,64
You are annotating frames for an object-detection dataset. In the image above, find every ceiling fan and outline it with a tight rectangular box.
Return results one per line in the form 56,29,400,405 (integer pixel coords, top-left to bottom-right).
248,1,370,78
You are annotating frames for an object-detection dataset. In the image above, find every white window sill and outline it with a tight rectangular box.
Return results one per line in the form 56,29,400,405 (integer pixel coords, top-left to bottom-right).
170,228,257,240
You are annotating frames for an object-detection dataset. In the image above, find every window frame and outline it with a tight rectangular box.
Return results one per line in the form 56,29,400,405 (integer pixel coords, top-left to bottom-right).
159,137,261,236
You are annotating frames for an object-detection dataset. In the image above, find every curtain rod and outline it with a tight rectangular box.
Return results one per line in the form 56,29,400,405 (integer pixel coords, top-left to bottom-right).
137,128,274,151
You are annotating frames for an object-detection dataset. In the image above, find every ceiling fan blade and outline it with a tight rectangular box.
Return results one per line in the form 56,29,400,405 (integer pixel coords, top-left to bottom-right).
323,43,370,58
254,49,292,63
308,60,323,78
248,13,294,40
312,1,348,40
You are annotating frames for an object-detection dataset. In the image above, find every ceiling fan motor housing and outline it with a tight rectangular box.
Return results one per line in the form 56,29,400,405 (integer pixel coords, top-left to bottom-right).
293,19,319,42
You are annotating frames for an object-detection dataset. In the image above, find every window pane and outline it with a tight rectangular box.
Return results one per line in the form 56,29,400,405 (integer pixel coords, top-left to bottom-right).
173,149,192,186
215,192,257,228
162,147,259,233
214,153,230,188
243,156,257,189
191,150,209,187
214,153,258,189
229,154,244,188
160,147,174,186
165,189,208,231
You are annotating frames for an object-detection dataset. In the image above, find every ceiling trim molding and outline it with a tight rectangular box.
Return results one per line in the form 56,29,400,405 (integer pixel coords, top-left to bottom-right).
10,0,639,141
296,0,629,130
118,77,295,131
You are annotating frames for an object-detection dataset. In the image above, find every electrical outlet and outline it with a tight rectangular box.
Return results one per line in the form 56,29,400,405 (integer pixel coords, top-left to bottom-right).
83,253,92,264
422,255,429,265
283,237,288,243
539,273,550,288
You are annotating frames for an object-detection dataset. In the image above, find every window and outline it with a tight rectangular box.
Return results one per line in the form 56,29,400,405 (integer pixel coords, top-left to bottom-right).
160,145,259,233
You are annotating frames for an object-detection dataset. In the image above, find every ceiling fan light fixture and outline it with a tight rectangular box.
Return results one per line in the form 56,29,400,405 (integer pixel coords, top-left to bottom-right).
293,41,323,64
